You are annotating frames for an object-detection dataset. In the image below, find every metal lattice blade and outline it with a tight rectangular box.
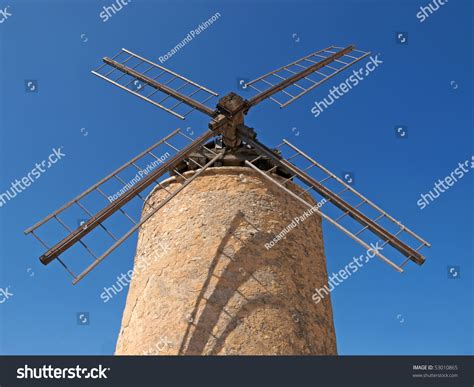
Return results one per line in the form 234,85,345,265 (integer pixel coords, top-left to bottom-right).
25,128,222,284
239,132,430,271
245,45,370,110
92,48,219,119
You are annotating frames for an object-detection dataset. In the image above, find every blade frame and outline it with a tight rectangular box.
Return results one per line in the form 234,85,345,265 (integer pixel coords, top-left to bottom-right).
279,51,370,108
24,128,182,235
239,131,427,265
30,129,216,266
245,45,356,110
101,57,217,118
244,160,403,272
282,139,431,248
72,151,224,285
91,70,185,119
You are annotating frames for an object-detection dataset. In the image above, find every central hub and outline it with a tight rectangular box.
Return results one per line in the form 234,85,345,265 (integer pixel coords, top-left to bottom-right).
173,126,292,179
213,92,247,148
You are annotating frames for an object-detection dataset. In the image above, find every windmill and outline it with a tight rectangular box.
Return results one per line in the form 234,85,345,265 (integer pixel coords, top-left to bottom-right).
25,44,430,355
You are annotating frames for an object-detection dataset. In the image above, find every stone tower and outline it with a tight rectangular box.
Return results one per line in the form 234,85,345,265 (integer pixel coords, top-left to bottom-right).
115,163,337,355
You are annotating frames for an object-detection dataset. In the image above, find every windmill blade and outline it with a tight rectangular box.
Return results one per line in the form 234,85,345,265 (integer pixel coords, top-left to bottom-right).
244,45,370,110
92,48,219,119
25,128,222,284
238,131,430,271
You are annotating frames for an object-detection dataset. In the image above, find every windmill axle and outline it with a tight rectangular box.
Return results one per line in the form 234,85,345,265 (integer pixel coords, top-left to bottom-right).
212,92,250,148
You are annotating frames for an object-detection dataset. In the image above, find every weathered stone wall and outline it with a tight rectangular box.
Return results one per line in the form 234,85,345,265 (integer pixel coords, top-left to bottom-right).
115,167,337,355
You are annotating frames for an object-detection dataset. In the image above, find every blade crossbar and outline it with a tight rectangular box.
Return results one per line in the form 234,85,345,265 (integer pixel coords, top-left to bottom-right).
246,83,284,107
121,48,218,96
260,78,297,98
74,200,118,241
91,70,186,119
72,151,223,285
149,79,192,104
101,57,216,117
244,160,403,272
284,64,312,76
281,67,321,88
271,72,307,92
108,55,139,79
121,67,164,92
121,64,155,84
245,45,370,109
240,134,427,265
55,215,99,260
92,48,218,120
246,45,356,109
333,46,367,53
95,49,125,72
26,129,216,266
95,187,138,225
282,139,431,248
246,46,334,86
25,129,182,234
113,172,154,214
303,59,339,72
279,51,370,108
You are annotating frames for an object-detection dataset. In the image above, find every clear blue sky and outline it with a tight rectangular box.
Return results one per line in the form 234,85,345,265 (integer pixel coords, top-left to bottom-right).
0,0,472,355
